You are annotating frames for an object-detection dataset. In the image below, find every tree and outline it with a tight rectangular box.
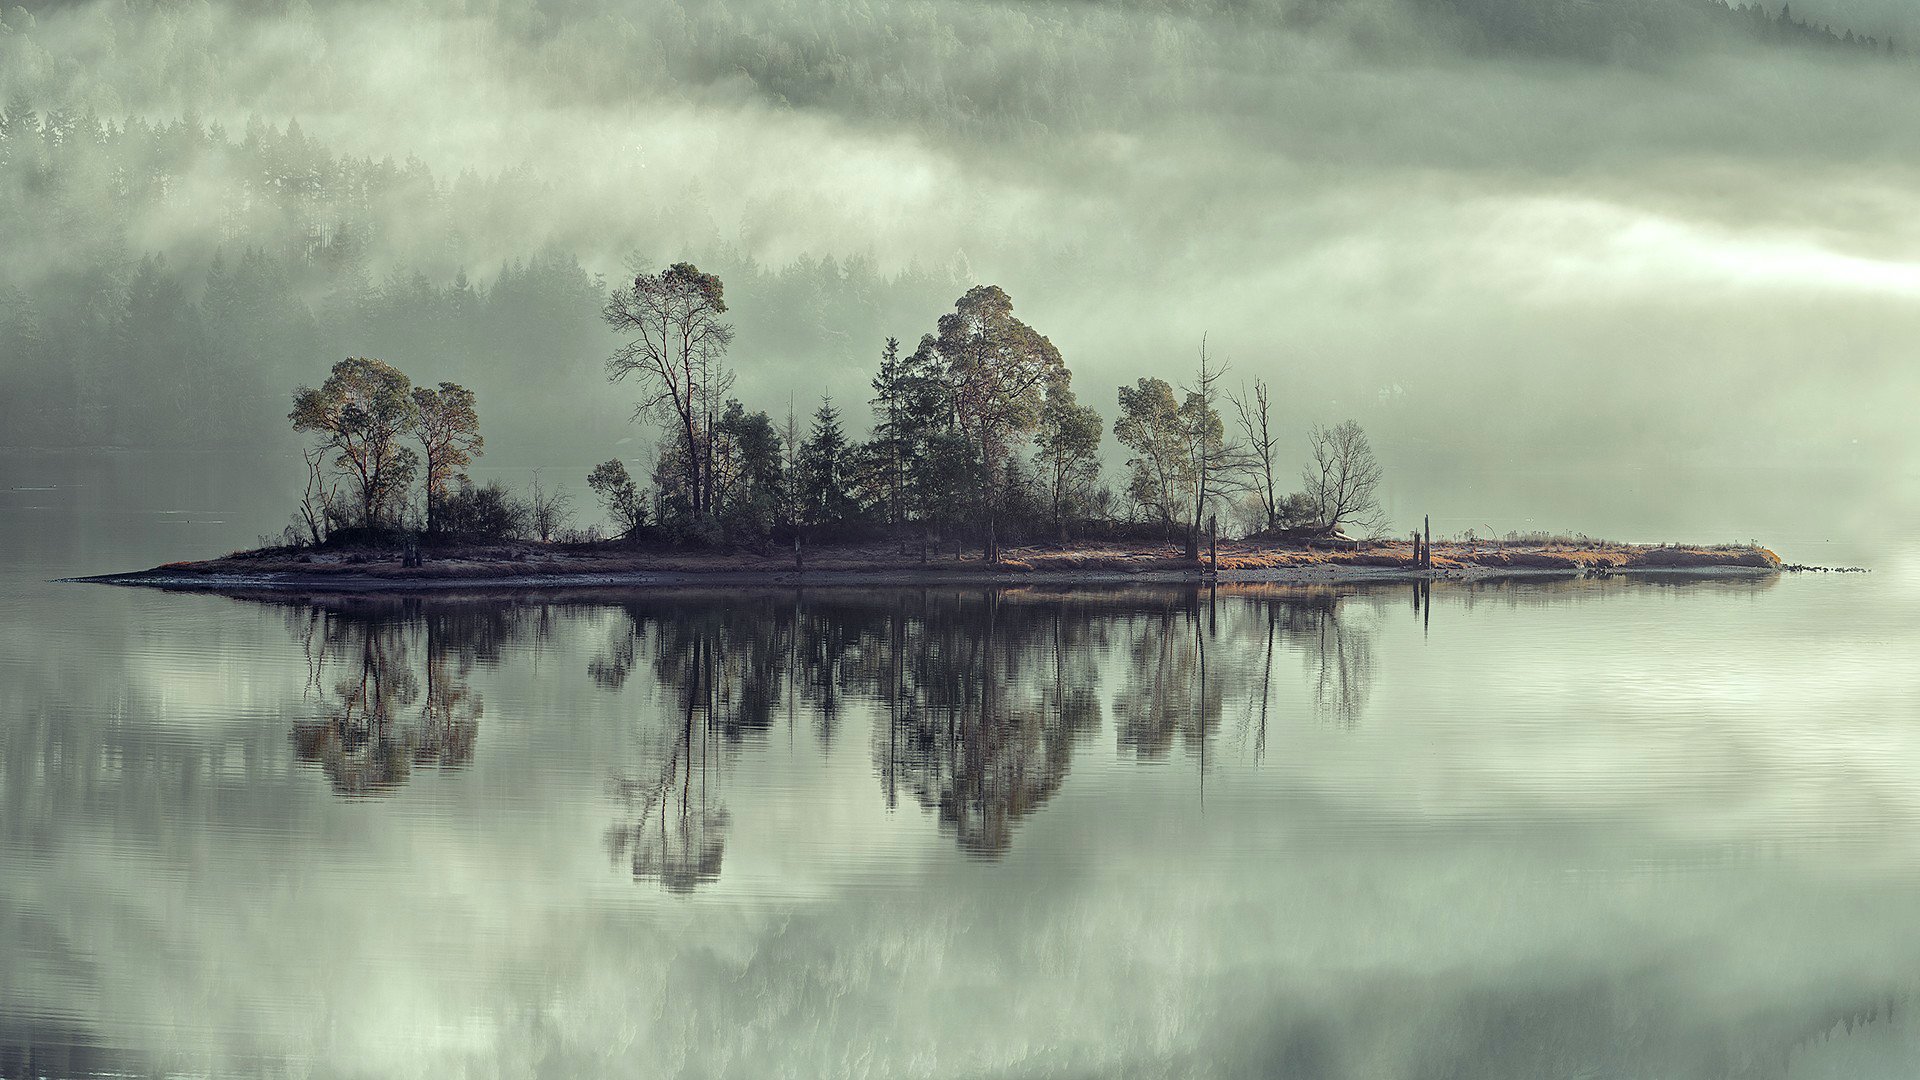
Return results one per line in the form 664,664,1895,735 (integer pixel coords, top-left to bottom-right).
779,399,804,533
799,398,858,526
527,469,572,541
867,336,912,527
1304,420,1384,536
588,459,646,538
412,381,482,533
603,262,735,523
868,333,948,530
1113,377,1191,532
1034,378,1103,540
290,357,420,530
292,443,338,545
713,400,785,537
924,285,1065,560
1229,378,1282,532
1175,338,1246,557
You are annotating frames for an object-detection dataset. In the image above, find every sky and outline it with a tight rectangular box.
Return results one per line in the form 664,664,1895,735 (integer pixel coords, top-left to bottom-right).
4,0,1920,540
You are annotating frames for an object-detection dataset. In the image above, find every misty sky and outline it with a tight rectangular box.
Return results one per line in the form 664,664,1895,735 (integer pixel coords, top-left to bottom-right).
5,0,1920,538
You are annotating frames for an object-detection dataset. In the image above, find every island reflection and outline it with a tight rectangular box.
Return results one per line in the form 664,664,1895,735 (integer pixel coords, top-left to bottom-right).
257,576,1771,886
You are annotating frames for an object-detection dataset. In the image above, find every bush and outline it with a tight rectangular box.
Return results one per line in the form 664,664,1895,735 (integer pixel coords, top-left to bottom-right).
435,481,530,539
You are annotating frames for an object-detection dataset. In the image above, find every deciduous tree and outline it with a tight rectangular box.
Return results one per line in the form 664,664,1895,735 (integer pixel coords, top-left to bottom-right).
588,459,646,538
603,262,735,522
290,357,420,530
1034,378,1103,540
1304,419,1384,536
1229,378,1282,532
1114,376,1190,532
412,381,482,533
924,285,1065,560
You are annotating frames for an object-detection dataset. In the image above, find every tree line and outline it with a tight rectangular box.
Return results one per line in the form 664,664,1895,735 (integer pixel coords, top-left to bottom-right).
286,262,1386,553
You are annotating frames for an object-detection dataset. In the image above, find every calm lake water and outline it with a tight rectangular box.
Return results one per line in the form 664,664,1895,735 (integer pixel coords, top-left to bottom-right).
6,453,1920,1079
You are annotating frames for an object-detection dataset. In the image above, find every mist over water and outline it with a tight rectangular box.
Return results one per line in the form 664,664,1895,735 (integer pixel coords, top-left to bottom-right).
7,1,1920,1075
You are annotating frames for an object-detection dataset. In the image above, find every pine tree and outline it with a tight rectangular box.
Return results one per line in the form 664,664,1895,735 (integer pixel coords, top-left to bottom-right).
800,398,857,526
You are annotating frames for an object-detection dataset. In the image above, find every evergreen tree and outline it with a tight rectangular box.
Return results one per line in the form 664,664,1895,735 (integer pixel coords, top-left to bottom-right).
799,398,858,526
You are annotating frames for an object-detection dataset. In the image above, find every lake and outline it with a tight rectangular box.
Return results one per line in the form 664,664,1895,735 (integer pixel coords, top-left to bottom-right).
5,452,1920,1079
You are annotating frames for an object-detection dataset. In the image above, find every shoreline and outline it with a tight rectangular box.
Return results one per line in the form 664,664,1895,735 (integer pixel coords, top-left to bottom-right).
68,538,1788,594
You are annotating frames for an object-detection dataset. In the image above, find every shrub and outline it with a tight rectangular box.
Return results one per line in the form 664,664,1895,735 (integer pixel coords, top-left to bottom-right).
435,481,530,539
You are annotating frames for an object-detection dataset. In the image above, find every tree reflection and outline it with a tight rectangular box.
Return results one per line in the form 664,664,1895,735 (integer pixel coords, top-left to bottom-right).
871,592,1105,856
1263,589,1376,730
284,601,520,796
606,618,736,892
593,590,1108,867
257,582,1387,881
1113,592,1225,760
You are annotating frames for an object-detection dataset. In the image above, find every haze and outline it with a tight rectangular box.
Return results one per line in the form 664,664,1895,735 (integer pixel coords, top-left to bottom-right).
3,0,1916,545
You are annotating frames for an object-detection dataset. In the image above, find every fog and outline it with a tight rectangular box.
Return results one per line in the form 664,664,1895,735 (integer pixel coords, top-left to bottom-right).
4,0,1918,541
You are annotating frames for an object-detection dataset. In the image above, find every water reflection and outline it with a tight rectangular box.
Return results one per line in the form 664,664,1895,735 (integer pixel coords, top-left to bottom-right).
283,601,525,795
250,575,1776,880
869,593,1105,855
255,586,1401,875
9,565,1872,1080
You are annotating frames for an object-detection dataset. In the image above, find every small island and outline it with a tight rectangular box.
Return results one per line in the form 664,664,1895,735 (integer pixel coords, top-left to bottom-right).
80,266,1783,593
85,535,1781,593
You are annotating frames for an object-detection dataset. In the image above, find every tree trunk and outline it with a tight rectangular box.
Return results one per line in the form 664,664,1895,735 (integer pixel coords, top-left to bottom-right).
680,410,701,519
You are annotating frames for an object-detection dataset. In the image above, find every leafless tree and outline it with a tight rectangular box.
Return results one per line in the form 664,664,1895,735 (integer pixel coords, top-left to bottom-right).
1179,336,1252,556
527,469,572,542
1304,419,1384,536
295,443,337,545
1228,378,1281,533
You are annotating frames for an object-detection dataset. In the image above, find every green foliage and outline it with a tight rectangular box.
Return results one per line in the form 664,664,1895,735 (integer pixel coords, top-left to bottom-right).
1113,377,1191,527
865,333,951,527
587,459,647,538
290,357,421,530
436,480,530,540
922,286,1065,550
413,382,483,532
799,399,859,527
714,401,786,538
1035,378,1103,536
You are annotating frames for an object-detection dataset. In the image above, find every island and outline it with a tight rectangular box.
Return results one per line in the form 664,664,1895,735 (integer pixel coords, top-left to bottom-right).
82,534,1782,592
73,269,1789,594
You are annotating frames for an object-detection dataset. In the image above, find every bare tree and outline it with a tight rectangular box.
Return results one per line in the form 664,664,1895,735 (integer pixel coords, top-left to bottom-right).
1228,377,1280,533
1303,419,1384,536
527,469,572,542
603,262,736,521
294,443,338,545
1179,336,1249,557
